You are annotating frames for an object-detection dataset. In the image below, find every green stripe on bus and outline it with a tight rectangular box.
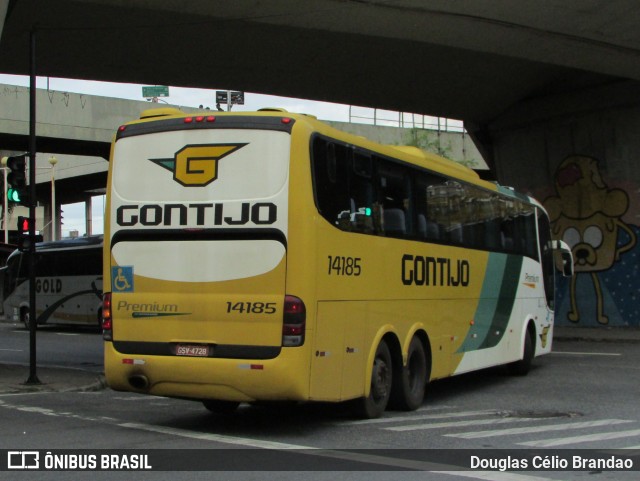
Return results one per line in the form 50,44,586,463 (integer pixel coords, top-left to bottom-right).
457,253,522,352
479,254,522,349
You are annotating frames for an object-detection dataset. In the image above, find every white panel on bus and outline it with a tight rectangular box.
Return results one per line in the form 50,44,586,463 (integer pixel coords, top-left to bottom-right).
112,240,285,283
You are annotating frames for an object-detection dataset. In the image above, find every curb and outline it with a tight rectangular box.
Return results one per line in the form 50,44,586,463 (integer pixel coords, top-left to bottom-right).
0,363,107,395
553,327,640,344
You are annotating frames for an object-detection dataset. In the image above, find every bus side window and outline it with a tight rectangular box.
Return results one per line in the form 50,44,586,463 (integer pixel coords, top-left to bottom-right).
417,172,448,242
312,137,350,228
348,150,376,234
537,210,555,306
378,159,410,239
482,194,501,250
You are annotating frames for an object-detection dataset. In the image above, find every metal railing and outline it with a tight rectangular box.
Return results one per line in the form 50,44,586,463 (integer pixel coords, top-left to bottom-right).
348,106,465,132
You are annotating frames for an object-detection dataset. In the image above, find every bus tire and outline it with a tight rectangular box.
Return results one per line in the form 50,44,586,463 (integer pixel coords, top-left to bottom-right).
508,327,535,376
353,340,393,419
202,400,240,414
390,336,427,411
97,309,104,331
21,307,34,330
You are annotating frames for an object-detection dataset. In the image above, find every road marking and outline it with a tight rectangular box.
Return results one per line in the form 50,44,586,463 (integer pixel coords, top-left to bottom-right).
447,419,635,439
118,422,313,449
385,417,538,432
520,428,640,447
431,471,558,481
0,348,23,352
113,396,159,401
551,351,621,356
0,399,561,480
0,399,118,422
118,421,557,478
344,409,495,426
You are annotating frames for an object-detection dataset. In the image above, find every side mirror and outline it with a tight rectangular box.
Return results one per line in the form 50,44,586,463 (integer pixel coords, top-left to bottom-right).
550,240,574,277
560,250,573,277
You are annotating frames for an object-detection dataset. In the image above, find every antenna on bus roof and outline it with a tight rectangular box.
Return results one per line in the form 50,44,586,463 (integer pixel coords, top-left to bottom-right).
140,107,183,119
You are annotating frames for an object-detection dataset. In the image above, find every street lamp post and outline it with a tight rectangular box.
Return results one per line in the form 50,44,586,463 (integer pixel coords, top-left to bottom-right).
49,155,57,241
1,157,7,243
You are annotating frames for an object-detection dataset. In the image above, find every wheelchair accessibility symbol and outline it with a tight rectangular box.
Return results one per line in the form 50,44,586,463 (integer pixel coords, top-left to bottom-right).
112,266,134,292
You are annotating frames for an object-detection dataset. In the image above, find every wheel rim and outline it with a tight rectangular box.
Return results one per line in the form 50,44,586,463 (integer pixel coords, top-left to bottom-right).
407,351,421,393
372,356,390,401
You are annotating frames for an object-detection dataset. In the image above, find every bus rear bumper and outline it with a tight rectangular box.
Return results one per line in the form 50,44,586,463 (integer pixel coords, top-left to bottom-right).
104,342,309,402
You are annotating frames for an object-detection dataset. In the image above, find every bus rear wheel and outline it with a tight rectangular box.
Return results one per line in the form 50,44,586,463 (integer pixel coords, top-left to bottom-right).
202,400,240,414
353,340,392,419
390,336,427,411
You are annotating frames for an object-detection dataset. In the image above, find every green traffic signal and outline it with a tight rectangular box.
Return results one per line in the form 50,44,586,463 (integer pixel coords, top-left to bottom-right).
4,154,29,206
7,187,21,203
7,187,28,205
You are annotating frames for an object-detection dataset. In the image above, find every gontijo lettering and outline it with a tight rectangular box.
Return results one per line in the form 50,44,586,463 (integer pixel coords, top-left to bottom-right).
402,254,470,286
116,202,277,227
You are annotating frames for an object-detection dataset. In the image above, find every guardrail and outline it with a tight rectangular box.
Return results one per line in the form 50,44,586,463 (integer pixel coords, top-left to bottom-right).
348,106,465,132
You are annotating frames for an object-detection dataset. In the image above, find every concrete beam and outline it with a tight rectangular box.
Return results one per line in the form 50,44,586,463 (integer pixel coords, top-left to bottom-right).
0,84,154,158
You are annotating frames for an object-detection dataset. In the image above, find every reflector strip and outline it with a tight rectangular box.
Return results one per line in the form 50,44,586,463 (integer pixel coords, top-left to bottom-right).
238,364,264,370
122,359,146,365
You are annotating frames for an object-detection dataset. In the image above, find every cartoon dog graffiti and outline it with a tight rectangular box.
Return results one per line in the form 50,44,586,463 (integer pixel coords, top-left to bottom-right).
545,155,636,324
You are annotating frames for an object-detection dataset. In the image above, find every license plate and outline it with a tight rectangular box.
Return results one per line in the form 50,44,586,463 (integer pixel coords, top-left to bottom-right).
176,345,210,357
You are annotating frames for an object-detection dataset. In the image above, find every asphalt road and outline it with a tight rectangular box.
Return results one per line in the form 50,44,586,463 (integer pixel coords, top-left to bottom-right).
0,321,639,480
0,321,103,372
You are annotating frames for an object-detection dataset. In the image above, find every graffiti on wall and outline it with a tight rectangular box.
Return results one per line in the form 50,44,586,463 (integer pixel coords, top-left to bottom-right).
544,155,638,326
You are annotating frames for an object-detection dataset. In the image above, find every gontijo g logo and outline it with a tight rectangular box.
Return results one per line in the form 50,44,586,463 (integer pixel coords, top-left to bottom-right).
149,143,247,187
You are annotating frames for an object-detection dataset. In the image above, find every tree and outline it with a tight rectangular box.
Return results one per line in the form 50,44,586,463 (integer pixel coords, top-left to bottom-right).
403,128,480,168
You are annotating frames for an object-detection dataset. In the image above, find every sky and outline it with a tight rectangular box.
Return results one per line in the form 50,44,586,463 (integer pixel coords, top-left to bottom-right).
0,73,457,238
0,73,356,121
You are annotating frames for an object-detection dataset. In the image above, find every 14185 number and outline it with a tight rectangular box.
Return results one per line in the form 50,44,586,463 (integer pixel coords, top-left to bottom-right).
226,302,276,314
327,256,362,276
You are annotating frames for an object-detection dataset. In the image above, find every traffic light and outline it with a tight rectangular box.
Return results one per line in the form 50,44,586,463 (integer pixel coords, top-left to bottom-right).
17,215,29,234
16,216,43,252
4,154,29,206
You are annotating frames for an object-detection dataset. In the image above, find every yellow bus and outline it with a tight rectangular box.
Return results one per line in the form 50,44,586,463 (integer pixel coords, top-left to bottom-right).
103,108,572,418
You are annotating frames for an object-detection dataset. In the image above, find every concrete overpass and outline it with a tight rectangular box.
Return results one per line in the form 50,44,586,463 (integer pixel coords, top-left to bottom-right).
1,1,639,327
1,1,640,166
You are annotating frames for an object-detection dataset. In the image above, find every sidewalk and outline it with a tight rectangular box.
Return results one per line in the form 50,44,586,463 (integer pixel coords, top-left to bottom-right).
553,325,640,343
0,363,106,395
0,327,638,396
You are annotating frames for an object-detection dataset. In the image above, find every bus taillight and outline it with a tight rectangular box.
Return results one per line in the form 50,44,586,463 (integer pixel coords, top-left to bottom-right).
102,292,113,341
282,295,306,347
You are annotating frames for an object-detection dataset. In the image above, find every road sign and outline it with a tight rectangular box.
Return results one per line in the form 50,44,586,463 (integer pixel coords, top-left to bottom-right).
216,90,245,105
142,86,169,98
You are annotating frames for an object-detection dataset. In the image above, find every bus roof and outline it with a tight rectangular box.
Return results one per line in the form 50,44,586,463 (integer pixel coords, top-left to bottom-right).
5,235,103,262
124,108,536,206
35,235,104,251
